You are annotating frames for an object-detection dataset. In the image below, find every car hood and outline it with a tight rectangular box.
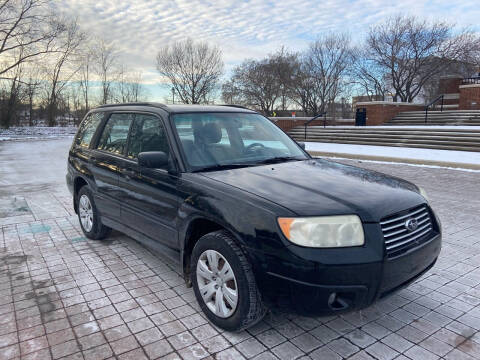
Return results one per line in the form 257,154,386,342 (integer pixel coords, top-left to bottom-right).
200,159,424,222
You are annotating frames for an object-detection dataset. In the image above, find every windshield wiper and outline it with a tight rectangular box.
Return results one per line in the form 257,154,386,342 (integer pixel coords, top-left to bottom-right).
255,156,303,164
192,163,257,173
192,157,303,172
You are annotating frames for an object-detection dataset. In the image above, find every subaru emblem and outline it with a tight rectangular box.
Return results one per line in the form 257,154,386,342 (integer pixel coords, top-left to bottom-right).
405,218,418,232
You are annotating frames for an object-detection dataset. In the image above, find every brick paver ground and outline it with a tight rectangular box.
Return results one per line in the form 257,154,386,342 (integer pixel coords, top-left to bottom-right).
1,148,480,359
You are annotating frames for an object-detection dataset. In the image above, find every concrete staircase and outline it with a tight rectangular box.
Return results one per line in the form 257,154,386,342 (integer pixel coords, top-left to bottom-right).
386,110,480,126
288,127,480,152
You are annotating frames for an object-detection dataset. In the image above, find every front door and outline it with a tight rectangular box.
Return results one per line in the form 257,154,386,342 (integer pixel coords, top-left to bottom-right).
118,113,179,250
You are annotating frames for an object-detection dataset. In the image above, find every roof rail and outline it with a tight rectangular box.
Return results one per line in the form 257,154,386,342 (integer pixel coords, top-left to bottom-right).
219,104,251,110
96,102,169,110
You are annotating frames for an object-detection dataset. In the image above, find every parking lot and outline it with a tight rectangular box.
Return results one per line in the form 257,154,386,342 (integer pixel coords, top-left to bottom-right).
1,138,479,360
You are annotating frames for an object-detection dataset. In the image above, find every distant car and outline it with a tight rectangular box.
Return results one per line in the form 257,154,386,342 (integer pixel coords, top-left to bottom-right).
66,103,441,331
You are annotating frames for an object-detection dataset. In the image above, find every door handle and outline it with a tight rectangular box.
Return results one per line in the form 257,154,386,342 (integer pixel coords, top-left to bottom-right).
121,169,136,180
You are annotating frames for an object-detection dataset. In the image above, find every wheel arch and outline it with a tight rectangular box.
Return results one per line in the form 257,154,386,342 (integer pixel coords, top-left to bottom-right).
181,216,247,285
73,176,89,213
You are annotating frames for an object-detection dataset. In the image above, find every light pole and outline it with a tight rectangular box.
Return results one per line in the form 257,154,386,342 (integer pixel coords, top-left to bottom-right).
171,87,175,104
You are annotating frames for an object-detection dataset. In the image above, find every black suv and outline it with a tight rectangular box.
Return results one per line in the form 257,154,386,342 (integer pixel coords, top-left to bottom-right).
67,103,441,331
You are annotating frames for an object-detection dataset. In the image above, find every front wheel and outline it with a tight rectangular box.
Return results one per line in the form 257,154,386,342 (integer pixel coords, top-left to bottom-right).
191,230,266,331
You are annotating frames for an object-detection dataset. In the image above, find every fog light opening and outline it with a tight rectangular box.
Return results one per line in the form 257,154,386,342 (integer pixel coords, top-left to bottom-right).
328,292,350,311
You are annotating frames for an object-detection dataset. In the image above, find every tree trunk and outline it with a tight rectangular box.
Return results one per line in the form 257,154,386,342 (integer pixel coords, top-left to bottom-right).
29,97,34,127
2,81,19,128
47,101,56,127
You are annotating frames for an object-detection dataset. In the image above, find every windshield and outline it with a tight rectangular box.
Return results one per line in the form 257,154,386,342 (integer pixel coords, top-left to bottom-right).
172,112,308,171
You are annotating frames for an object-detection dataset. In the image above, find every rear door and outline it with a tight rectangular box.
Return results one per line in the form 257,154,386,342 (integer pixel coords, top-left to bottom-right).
69,111,104,181
89,113,133,220
118,113,180,250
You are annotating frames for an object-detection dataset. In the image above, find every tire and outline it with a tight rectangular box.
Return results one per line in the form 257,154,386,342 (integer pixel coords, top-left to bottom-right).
191,230,266,331
77,185,111,240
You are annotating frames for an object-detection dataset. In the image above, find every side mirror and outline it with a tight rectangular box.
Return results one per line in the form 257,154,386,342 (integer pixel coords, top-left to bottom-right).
297,141,306,150
138,151,168,169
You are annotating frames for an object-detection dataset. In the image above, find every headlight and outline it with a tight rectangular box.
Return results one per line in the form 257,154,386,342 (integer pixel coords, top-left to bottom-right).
418,187,429,202
277,215,364,248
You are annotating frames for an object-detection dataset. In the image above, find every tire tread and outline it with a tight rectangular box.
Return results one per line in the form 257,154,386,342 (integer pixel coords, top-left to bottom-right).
192,230,266,331
78,186,111,240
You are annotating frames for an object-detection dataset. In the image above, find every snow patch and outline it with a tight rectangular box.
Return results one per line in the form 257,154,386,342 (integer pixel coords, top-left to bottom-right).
0,126,77,141
305,142,480,166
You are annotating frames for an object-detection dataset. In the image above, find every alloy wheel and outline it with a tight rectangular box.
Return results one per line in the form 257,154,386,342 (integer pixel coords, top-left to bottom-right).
79,194,94,232
196,249,238,318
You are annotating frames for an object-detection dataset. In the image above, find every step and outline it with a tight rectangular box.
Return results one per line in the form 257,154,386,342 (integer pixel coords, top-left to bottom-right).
293,138,480,152
291,135,480,143
393,114,480,118
395,110,480,114
290,133,480,139
392,117,480,121
293,131,480,141
290,134,480,150
294,135,480,147
388,110,480,126
290,126,480,134
294,134,480,144
389,117,480,120
288,125,480,152
386,122,480,126
390,117,480,120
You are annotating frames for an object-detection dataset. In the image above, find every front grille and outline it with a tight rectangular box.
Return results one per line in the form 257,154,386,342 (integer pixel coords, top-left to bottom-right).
380,204,435,258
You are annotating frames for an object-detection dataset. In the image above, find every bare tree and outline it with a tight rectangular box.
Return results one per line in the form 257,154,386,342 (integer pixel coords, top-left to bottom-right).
127,71,147,102
93,39,118,104
366,15,480,102
113,65,147,103
79,44,95,113
0,63,24,127
66,81,83,124
43,19,85,126
222,58,282,115
0,0,63,77
302,33,355,115
23,71,41,126
156,38,223,104
269,47,298,111
353,52,389,101
0,0,64,127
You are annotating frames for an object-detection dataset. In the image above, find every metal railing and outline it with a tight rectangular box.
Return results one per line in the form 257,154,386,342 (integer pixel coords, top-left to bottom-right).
304,112,327,140
424,95,444,123
462,77,480,85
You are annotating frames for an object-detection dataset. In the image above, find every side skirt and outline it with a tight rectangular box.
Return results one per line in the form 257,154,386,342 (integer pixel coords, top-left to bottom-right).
102,216,181,268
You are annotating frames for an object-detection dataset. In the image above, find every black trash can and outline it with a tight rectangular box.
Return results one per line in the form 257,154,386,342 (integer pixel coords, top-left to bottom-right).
355,108,366,126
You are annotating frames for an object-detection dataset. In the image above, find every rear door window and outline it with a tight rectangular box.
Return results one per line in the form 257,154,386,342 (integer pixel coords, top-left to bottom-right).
75,112,103,148
96,113,133,155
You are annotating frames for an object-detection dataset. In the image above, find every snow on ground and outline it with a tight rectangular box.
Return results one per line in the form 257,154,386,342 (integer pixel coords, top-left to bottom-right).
305,142,480,166
0,126,77,141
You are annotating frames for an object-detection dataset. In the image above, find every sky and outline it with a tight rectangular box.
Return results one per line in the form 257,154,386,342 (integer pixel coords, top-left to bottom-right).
54,0,480,101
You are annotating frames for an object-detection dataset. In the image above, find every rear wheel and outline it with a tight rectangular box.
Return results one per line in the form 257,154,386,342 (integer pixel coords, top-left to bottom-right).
191,230,266,331
77,186,111,240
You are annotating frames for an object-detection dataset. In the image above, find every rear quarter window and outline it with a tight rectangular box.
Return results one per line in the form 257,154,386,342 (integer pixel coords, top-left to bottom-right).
75,112,104,148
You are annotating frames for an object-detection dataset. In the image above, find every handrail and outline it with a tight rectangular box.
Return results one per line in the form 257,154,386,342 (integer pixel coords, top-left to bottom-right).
304,112,327,140
424,95,444,124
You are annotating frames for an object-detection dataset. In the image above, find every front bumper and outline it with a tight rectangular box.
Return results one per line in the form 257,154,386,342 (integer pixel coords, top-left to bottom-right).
251,231,441,316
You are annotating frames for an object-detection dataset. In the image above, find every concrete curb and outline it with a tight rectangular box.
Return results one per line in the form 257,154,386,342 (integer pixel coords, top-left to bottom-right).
308,151,480,170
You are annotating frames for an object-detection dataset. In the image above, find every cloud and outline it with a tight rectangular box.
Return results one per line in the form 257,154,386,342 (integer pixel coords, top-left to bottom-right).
53,0,480,99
